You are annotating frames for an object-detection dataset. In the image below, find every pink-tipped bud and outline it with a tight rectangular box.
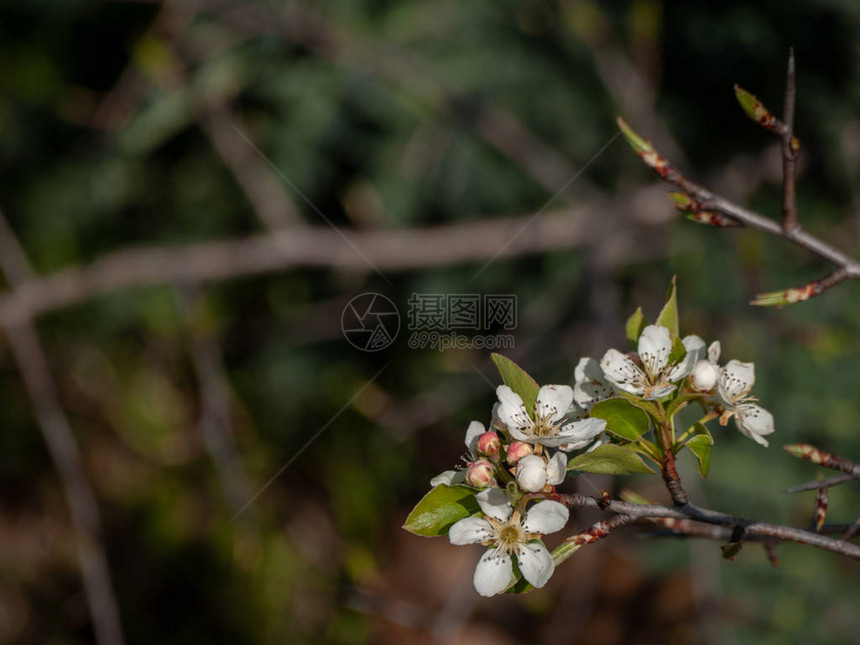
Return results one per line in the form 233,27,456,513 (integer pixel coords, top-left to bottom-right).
516,455,547,493
476,431,501,457
689,360,720,393
465,459,495,488
506,441,534,465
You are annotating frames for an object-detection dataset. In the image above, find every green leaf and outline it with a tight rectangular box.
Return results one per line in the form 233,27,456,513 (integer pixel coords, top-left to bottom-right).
402,485,480,537
684,422,713,478
616,117,654,156
568,444,655,475
614,391,661,420
667,334,687,367
590,398,650,442
625,306,645,348
491,353,540,413
721,541,743,561
655,276,679,336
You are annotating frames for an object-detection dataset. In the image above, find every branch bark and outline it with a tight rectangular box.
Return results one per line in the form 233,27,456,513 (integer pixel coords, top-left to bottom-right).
0,210,124,645
0,201,628,325
560,493,860,560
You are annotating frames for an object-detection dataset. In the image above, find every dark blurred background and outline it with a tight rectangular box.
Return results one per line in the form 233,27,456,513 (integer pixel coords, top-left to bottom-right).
0,0,859,643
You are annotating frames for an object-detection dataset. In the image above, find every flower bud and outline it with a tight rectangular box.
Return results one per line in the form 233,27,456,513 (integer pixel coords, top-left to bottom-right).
516,455,547,492
689,360,720,393
506,441,534,465
476,431,501,457
465,459,495,488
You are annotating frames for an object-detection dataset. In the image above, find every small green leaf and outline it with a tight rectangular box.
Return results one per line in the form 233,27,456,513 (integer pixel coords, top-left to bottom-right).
667,334,687,366
614,391,661,420
685,433,713,478
590,398,650,442
403,485,480,537
667,191,699,212
721,540,743,561
550,539,585,567
568,444,655,475
616,117,654,156
655,276,679,336
625,306,645,348
491,353,540,413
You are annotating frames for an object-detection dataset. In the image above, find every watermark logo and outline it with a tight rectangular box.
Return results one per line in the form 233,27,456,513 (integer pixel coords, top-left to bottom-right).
407,294,516,351
341,293,517,352
341,293,400,352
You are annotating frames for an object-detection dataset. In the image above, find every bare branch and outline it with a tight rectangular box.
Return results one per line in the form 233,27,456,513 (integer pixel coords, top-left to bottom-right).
0,208,124,645
560,493,860,560
0,202,628,325
616,116,860,306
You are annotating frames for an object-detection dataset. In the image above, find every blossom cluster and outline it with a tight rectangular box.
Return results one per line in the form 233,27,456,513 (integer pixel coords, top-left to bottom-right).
412,313,775,597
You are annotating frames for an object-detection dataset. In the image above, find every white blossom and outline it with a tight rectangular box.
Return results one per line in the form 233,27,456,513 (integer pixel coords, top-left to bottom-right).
515,453,567,492
600,325,704,400
717,360,775,447
573,357,614,412
689,341,722,393
448,488,568,596
496,385,606,449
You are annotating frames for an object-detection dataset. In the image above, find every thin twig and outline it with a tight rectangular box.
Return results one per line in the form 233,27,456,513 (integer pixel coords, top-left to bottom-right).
781,48,799,232
617,115,860,306
560,493,860,560
0,209,124,645
785,472,859,494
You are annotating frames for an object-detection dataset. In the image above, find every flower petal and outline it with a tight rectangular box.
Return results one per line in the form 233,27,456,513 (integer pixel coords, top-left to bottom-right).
448,516,494,545
430,470,466,487
735,404,774,447
718,360,755,406
464,420,486,455
545,452,568,486
689,360,721,393
643,383,676,401
600,349,646,396
475,487,512,521
707,340,721,364
516,455,548,492
574,357,604,384
522,500,569,534
535,385,574,424
516,541,555,589
556,417,607,451
473,548,514,596
667,335,706,382
573,380,614,413
638,325,673,379
496,385,533,433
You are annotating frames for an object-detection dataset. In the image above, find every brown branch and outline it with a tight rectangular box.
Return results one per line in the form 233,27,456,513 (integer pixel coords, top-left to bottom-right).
617,116,860,306
660,452,688,506
560,493,860,560
783,443,860,492
781,48,799,232
0,210,124,645
785,472,859,494
0,202,629,325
